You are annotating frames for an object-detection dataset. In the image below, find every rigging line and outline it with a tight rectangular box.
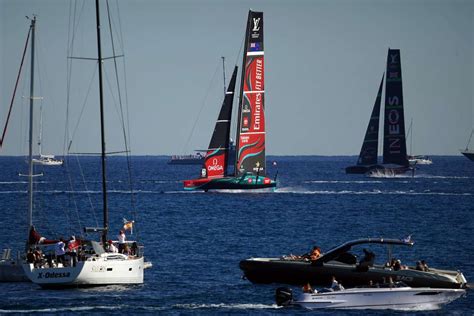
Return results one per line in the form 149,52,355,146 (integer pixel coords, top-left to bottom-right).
114,0,139,236
64,156,87,237
114,0,131,148
230,36,246,140
62,0,84,237
75,154,99,227
106,0,137,219
68,66,99,151
0,26,31,148
182,61,221,154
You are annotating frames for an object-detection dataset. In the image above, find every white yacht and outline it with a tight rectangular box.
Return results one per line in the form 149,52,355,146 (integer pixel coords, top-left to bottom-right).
276,285,466,310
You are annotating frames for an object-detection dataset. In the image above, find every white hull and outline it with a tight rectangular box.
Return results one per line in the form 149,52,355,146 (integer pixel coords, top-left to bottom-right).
23,254,144,288
32,158,63,166
409,158,432,165
293,287,465,310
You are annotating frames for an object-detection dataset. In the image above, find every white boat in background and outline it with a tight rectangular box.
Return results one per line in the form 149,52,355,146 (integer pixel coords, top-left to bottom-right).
406,119,432,165
408,155,432,165
31,98,63,166
32,154,63,166
276,285,466,311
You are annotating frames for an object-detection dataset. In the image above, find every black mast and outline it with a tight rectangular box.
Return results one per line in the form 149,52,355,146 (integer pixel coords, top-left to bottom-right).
234,10,252,176
95,0,108,244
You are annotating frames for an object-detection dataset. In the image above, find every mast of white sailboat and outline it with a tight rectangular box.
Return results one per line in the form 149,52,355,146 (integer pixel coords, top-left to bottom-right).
221,56,226,97
38,104,43,157
27,16,36,234
95,0,109,244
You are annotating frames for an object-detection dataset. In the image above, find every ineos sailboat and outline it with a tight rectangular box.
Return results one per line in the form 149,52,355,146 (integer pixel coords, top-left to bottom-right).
184,10,276,191
346,49,411,175
22,0,145,288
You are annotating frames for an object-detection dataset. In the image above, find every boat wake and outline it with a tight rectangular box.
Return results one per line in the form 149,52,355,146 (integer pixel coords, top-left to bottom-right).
304,180,383,184
0,305,125,314
273,187,472,196
172,303,279,310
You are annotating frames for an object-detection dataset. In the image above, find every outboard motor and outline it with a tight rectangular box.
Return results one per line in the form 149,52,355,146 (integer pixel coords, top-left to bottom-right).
275,287,293,306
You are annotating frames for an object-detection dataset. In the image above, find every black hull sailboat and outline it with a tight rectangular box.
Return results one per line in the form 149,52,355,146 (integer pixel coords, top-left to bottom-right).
184,10,276,191
460,129,474,161
239,238,468,289
347,49,411,175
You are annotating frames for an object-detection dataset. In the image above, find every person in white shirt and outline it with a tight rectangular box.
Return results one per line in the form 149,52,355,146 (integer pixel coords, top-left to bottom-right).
55,238,66,266
117,230,126,253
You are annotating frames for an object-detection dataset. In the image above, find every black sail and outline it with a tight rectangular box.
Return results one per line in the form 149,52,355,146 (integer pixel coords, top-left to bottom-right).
201,66,238,179
357,74,383,166
383,49,408,166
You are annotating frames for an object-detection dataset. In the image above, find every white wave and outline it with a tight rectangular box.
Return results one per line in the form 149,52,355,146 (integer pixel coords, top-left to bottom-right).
0,305,125,313
173,303,280,310
272,189,472,196
304,180,383,184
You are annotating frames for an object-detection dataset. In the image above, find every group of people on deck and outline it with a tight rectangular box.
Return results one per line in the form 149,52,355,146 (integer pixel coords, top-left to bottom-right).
303,276,344,294
27,235,79,268
105,230,138,256
26,227,138,268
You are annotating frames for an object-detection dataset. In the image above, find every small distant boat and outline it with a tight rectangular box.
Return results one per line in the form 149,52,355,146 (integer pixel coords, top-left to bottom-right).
168,153,204,165
183,10,276,191
31,102,63,166
346,49,411,175
460,129,474,161
275,285,466,310
32,154,63,166
408,155,432,165
406,119,432,165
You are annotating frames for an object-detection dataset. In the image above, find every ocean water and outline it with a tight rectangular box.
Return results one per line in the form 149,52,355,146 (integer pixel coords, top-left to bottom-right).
0,155,472,315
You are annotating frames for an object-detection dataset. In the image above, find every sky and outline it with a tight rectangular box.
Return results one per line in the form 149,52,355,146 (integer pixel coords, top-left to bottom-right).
0,0,473,156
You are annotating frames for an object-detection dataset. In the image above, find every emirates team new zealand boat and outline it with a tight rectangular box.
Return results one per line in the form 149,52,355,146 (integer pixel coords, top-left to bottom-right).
346,49,411,175
239,238,468,289
183,10,276,191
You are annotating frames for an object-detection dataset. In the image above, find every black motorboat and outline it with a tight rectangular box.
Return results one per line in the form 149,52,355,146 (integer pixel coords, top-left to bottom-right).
239,238,467,289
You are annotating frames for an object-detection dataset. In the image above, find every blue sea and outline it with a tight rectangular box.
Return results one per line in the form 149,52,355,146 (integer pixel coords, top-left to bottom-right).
0,155,472,315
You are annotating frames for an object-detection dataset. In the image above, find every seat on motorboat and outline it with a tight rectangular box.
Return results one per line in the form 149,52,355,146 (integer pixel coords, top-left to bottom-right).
333,252,357,265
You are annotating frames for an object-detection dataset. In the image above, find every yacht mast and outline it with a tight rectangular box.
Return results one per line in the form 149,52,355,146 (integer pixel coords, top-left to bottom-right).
221,56,226,98
27,16,36,234
95,0,108,244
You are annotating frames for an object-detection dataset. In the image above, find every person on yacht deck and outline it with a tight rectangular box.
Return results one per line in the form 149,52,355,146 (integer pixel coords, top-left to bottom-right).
55,238,66,266
107,240,118,253
117,230,126,254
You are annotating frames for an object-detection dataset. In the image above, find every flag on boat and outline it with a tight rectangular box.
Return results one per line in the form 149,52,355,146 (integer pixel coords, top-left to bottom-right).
123,218,135,233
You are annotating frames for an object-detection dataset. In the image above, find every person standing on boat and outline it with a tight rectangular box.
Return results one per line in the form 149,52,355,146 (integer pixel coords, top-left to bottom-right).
55,238,66,266
67,236,78,267
330,276,344,291
117,230,126,254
